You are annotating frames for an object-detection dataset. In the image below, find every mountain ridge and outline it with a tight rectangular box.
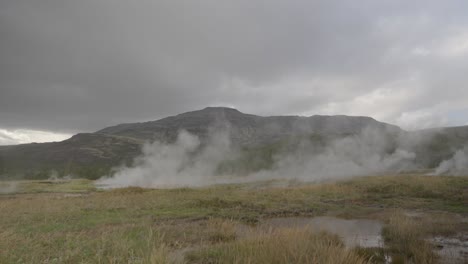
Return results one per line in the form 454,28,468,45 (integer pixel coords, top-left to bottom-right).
1,107,466,179
96,106,401,145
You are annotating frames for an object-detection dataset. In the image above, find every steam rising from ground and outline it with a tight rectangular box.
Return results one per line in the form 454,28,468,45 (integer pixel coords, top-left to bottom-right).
97,127,437,189
97,131,233,188
434,146,468,176
253,129,417,182
0,182,17,194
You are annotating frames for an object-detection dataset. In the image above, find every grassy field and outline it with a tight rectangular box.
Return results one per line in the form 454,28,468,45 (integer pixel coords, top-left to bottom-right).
0,175,467,263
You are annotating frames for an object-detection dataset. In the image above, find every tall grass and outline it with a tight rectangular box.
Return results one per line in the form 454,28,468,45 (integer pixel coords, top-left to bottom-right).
0,226,168,264
1,175,466,263
186,228,370,264
382,211,439,264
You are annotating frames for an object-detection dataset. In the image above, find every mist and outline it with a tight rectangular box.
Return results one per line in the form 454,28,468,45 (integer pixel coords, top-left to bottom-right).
96,130,235,188
0,181,17,194
97,124,442,189
251,128,417,183
433,145,468,176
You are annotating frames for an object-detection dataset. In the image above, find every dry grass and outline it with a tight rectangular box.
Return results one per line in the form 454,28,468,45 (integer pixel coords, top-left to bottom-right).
186,228,370,264
203,218,237,243
0,225,169,264
382,211,443,264
0,175,466,263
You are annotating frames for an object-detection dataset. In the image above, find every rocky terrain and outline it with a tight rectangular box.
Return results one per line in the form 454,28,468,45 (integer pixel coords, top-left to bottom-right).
1,107,467,179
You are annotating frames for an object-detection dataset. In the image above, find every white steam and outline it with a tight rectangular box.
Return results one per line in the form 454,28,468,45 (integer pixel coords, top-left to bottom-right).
97,127,423,189
0,181,17,194
96,130,234,188
433,146,468,176
252,127,416,182
47,171,72,181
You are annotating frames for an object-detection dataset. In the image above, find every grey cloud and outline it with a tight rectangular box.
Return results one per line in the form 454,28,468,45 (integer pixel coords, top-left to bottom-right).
1,0,468,133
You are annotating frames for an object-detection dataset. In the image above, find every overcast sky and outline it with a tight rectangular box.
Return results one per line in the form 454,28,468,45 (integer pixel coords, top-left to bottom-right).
1,0,468,144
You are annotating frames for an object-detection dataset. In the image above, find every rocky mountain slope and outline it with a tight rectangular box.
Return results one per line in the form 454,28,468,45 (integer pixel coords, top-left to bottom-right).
0,133,142,179
0,107,466,179
96,107,401,145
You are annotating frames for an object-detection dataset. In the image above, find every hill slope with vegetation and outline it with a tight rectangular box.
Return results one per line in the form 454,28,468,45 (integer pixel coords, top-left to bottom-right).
1,107,467,179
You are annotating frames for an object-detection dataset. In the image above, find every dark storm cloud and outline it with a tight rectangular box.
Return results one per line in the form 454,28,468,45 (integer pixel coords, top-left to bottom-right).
1,0,468,139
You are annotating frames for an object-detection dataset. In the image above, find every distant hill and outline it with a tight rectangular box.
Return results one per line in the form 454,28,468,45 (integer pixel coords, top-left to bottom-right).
0,133,142,179
409,125,468,168
96,107,401,145
0,107,466,179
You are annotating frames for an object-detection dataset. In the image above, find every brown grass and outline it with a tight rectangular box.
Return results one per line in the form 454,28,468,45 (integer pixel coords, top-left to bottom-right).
0,225,169,264
0,175,466,263
382,211,441,264
186,228,370,264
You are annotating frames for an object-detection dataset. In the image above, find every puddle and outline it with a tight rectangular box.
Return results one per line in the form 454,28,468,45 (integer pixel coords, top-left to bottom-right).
169,216,466,263
430,234,468,264
255,216,384,248
172,217,385,263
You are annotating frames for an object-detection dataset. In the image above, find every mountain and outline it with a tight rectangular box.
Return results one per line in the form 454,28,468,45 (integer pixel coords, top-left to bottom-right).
0,107,465,179
96,107,401,145
0,133,142,179
408,125,468,168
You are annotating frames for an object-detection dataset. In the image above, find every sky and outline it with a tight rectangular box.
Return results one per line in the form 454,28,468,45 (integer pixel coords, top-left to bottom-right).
1,0,468,145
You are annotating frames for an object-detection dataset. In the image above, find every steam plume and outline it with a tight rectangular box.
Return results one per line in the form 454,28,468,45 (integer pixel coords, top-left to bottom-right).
97,126,424,188
433,146,468,176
